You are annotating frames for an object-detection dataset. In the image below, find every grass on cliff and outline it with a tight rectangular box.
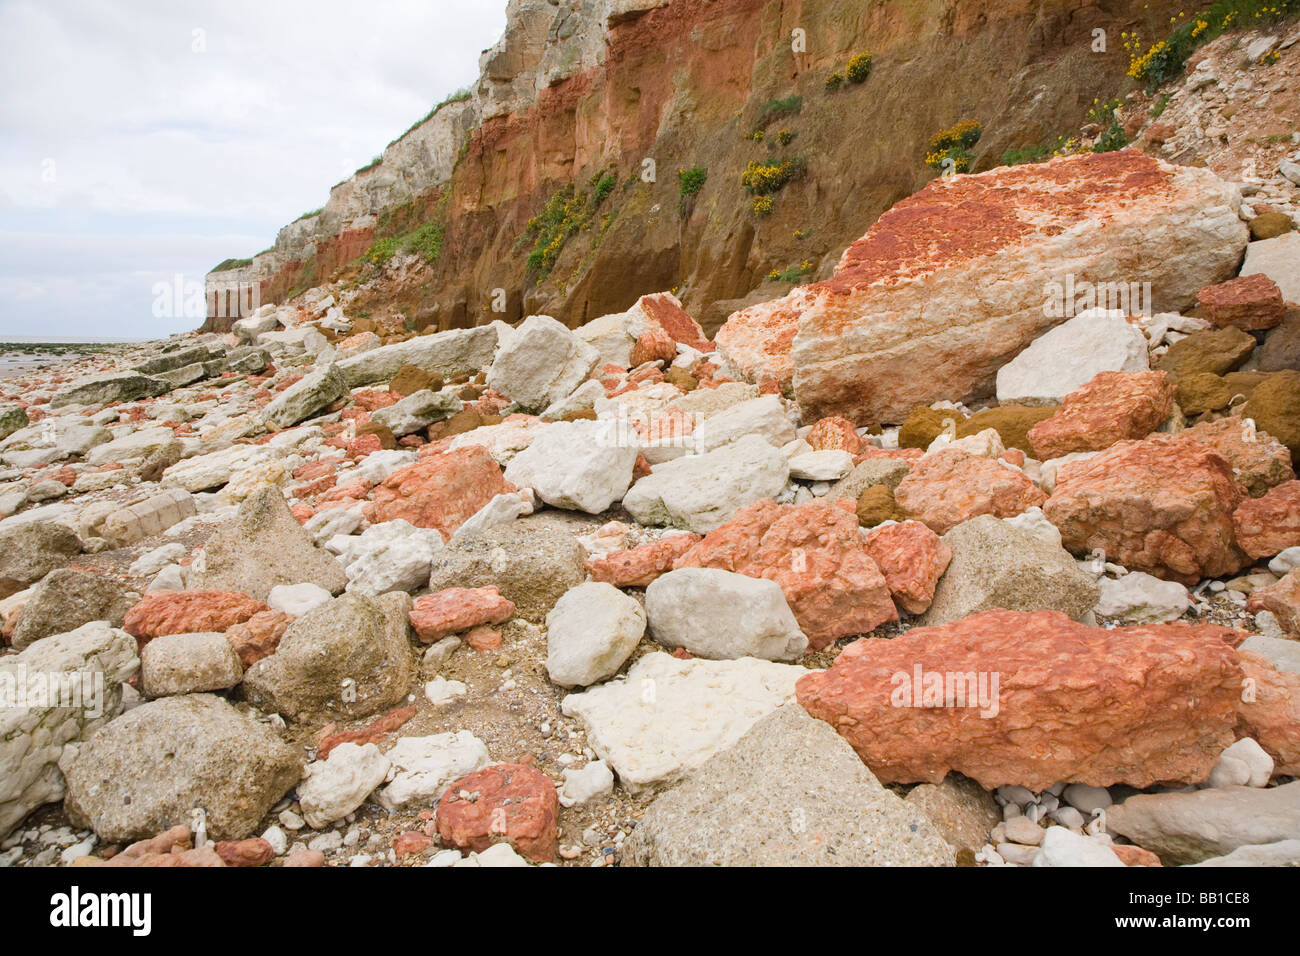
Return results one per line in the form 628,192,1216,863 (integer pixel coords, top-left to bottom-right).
1125,0,1300,90
211,257,253,273
364,221,446,268
522,171,618,280
925,119,983,174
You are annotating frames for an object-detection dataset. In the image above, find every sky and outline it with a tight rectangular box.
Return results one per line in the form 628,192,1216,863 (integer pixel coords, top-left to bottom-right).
0,0,507,340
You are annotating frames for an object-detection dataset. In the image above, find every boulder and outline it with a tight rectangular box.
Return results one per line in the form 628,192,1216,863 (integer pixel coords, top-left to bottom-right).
1026,370,1174,459
560,652,805,792
1240,232,1300,305
374,731,490,812
862,520,952,615
240,592,416,720
336,520,445,597
369,389,462,437
545,582,646,687
60,693,301,842
1156,325,1257,377
1243,370,1300,465
188,485,346,601
1234,480,1300,559
1043,435,1249,585
995,308,1149,405
123,590,269,644
366,445,515,539
716,151,1245,424
425,524,586,622
902,774,1001,855
262,363,347,429
690,395,796,453
1248,570,1300,638
1197,273,1286,331
622,434,789,534
409,586,515,642
671,498,896,649
436,763,559,863
504,419,639,514
336,325,500,388
0,519,81,599
623,705,954,867
50,371,169,409
958,405,1057,454
918,515,1099,626
1107,781,1300,865
9,568,134,650
1260,311,1300,372
584,533,700,587
826,456,911,502
894,449,1046,535
796,609,1246,791
645,568,807,661
1095,572,1190,624
0,622,138,839
297,743,391,829
139,631,243,697
1181,416,1294,498
486,315,599,413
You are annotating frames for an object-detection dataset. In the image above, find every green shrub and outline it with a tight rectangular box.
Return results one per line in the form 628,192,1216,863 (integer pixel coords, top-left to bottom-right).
679,166,708,197
846,53,873,83
1000,144,1051,167
757,95,803,126
752,196,774,217
741,157,805,195
925,119,982,173
824,72,844,91
768,260,813,283
777,129,796,146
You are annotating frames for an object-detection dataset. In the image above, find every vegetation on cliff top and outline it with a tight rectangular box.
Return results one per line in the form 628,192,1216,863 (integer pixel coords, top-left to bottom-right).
1125,0,1300,89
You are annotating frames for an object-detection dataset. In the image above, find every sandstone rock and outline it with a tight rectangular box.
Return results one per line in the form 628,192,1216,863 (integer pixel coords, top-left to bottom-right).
0,622,138,839
241,592,415,720
1198,273,1286,331
162,444,272,493
1260,310,1300,373
856,485,907,527
646,568,806,661
1249,211,1296,241
1234,480,1300,559
0,405,29,441
805,416,863,454
60,693,301,843
560,652,805,792
545,582,646,687
336,325,500,388
188,485,346,601
862,520,952,615
671,498,896,649
1248,570,1300,638
0,520,81,599
374,731,490,812
366,445,515,538
124,590,269,644
486,315,599,413
436,763,559,863
50,371,168,410
1095,572,1190,624
894,449,1046,535
919,515,1098,626
583,533,700,587
827,457,911,504
1181,416,1294,497
624,291,711,352
1156,325,1257,377
899,406,965,449
426,523,586,621
1027,370,1174,459
139,631,243,697
409,586,515,642
1240,232,1300,305
85,425,173,465
1243,370,1300,465
9,569,134,650
623,705,954,867
262,363,347,429
959,405,1057,454
1107,781,1300,865
1176,371,1233,416
504,418,638,514
98,488,197,546
1236,650,1300,775
622,433,789,533
903,774,1001,855
369,388,461,437
224,609,294,668
995,308,1150,405
717,152,1244,424
796,609,1244,790
297,742,391,829
1044,435,1249,585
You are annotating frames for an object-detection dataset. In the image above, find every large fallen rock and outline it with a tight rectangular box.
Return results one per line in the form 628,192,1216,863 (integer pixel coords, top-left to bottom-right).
622,705,954,867
123,590,269,644
645,568,807,661
545,582,646,687
486,315,599,413
1180,416,1294,498
670,498,896,648
1234,480,1300,559
622,434,789,534
995,308,1149,406
919,515,1099,626
139,632,244,698
369,389,462,437
9,568,135,650
240,592,415,720
796,609,1246,791
50,371,169,409
861,520,952,615
335,325,500,388
366,445,515,539
0,519,81,599
262,364,347,429
60,693,301,843
436,763,559,863
560,652,805,792
1243,370,1300,466
1240,232,1300,305
426,523,586,622
188,485,346,601
1107,781,1300,865
1027,370,1174,460
717,151,1245,424
1043,435,1250,584
503,418,638,514
0,622,138,839
894,449,1046,535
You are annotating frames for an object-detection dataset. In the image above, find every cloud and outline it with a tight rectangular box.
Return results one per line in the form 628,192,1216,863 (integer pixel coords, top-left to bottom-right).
0,0,506,339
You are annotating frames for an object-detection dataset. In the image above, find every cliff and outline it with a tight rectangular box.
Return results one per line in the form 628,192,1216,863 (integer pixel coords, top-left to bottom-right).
204,0,1189,335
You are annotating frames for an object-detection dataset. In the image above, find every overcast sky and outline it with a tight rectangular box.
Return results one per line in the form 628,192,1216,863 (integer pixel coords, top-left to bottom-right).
0,0,506,340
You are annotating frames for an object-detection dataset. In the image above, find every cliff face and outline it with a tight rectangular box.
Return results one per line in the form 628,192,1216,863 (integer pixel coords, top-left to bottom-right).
205,0,1188,335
